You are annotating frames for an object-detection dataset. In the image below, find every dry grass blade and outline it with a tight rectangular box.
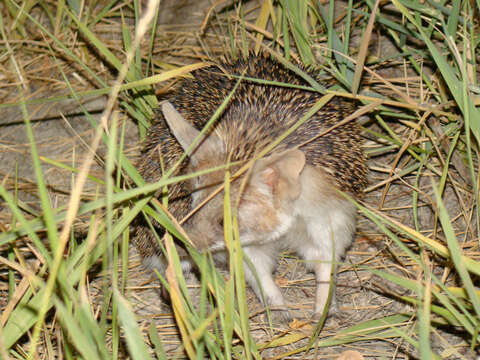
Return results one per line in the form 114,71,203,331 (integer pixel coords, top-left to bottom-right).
253,0,272,54
351,0,379,95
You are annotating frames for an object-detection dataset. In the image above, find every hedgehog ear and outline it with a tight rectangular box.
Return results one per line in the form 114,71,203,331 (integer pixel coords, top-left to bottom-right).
252,149,306,200
161,101,223,164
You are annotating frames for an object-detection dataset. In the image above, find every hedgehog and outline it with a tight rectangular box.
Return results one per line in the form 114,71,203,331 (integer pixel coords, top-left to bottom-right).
134,52,368,319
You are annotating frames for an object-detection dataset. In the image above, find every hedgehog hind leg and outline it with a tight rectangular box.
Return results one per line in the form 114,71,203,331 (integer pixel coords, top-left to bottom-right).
293,166,358,318
299,203,356,318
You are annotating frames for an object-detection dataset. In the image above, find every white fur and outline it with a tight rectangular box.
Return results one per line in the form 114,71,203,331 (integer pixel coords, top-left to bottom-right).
239,165,356,315
294,166,356,261
185,163,356,317
293,166,356,314
240,210,294,248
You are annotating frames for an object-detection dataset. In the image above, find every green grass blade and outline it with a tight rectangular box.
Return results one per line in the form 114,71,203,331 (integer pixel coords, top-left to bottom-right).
392,0,480,144
148,322,168,360
432,182,480,321
54,300,103,360
114,289,154,360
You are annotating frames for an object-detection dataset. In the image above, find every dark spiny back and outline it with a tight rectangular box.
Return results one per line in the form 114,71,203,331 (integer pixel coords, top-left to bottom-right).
139,53,367,205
